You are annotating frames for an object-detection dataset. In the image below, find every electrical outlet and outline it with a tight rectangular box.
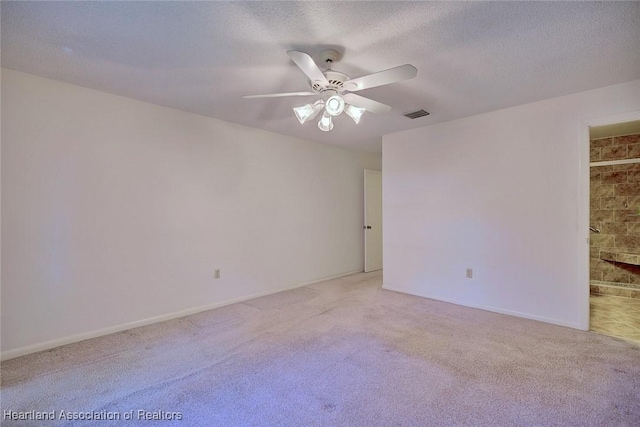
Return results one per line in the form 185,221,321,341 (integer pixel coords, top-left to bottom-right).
466,268,473,279
214,269,221,279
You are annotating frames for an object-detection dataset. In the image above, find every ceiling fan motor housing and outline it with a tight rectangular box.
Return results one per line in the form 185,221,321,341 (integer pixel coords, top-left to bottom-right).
311,70,350,93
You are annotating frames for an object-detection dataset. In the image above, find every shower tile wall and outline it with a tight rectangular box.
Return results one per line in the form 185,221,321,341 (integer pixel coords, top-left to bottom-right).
590,133,640,298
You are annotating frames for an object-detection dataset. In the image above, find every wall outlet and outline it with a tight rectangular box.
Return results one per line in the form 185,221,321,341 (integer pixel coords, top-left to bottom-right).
466,268,473,279
214,269,221,279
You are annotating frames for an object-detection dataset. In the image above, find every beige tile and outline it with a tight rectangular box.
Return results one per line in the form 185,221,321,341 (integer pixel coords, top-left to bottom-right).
627,143,640,158
602,171,628,184
602,272,630,284
613,286,631,296
599,222,626,234
615,235,640,250
628,273,640,285
601,145,627,160
615,183,640,196
591,184,614,198
597,222,628,234
590,234,615,247
600,196,627,209
614,135,640,145
591,210,614,222
592,165,613,173
590,147,601,162
614,209,640,222
591,137,613,148
594,286,615,296
626,195,640,207
626,222,640,236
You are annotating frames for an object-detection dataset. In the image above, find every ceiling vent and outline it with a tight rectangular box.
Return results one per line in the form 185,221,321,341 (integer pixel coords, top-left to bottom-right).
404,109,430,119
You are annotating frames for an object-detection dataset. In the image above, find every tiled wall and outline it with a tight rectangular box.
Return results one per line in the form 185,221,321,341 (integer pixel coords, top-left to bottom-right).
590,134,640,295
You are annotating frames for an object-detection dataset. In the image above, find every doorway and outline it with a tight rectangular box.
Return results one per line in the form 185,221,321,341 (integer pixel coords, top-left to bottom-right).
364,169,382,272
588,118,640,344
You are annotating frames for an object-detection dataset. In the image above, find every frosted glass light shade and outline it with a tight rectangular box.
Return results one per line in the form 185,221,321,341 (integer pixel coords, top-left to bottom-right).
318,111,333,132
325,95,345,116
293,104,314,124
293,100,324,124
345,105,366,124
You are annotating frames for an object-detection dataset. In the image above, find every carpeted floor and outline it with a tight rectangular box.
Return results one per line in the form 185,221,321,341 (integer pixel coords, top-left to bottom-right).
2,271,640,426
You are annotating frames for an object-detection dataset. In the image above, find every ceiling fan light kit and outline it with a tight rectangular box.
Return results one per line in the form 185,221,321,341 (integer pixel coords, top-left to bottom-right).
293,99,324,124
318,111,334,132
244,49,417,132
345,104,366,124
325,94,346,116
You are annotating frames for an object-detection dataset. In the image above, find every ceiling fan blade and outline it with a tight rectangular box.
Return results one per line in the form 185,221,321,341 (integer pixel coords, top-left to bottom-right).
343,93,391,114
343,64,417,92
243,91,316,99
287,50,330,86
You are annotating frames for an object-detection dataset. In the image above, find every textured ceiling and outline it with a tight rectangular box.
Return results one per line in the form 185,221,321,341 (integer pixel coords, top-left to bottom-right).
2,1,639,152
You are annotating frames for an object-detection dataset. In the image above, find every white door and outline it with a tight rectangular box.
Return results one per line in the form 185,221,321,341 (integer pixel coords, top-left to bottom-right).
364,170,382,272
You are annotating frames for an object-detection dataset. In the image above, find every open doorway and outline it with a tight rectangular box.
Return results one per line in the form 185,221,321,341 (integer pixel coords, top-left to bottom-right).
588,119,640,344
364,170,382,272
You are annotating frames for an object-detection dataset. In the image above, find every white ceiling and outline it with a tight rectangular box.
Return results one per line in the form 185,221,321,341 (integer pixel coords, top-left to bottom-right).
2,1,639,153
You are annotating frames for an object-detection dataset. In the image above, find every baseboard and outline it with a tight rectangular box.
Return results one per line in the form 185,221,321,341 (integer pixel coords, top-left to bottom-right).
1,269,362,361
382,284,583,330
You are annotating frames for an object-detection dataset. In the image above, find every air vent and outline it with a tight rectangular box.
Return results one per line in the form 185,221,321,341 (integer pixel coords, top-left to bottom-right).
404,109,430,119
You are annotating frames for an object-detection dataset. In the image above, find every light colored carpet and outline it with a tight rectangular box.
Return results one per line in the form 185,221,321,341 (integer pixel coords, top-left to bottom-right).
2,271,640,426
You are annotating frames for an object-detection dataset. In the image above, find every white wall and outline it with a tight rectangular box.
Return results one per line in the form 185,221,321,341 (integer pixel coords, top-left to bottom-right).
1,69,380,358
383,79,640,329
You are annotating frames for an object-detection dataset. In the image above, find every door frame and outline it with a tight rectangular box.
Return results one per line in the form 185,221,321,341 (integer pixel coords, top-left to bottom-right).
580,110,640,331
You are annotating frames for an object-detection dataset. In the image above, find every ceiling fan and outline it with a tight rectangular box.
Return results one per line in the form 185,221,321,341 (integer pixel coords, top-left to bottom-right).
243,50,417,132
